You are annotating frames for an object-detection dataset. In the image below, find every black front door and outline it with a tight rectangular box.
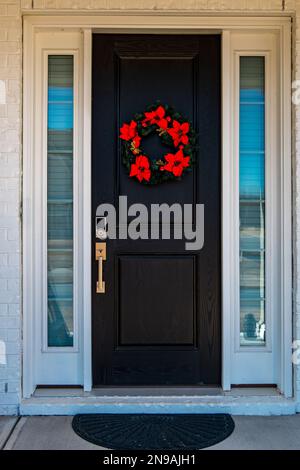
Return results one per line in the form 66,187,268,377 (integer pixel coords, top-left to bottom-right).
92,34,221,386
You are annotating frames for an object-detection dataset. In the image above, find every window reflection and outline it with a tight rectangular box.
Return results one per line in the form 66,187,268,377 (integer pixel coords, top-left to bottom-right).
47,56,74,347
239,57,266,346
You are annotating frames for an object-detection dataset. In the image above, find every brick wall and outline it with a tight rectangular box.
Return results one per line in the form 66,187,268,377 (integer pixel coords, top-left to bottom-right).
0,0,21,415
294,1,300,400
0,0,299,414
26,0,297,12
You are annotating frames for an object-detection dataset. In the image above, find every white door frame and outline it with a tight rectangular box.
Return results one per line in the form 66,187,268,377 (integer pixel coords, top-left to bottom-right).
23,14,292,397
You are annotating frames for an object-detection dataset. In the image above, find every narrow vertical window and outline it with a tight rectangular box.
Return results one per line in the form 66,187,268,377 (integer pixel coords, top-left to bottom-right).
239,57,265,346
47,56,74,347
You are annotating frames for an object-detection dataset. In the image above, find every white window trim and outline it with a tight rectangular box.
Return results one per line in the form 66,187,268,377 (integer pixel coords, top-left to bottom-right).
42,49,80,353
23,14,292,398
24,29,84,387
230,34,280,385
234,49,273,354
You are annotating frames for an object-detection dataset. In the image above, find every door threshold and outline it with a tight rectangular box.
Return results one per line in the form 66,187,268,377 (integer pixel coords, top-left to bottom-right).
33,385,280,399
34,386,223,398
21,388,295,416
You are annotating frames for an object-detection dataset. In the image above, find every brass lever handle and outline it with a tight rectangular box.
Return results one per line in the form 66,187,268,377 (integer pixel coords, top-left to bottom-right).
95,242,106,294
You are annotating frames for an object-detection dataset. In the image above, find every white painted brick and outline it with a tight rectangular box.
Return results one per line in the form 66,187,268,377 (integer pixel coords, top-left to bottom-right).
7,279,19,291
0,290,19,303
0,203,8,216
6,329,19,342
0,216,19,229
0,317,18,329
0,393,20,405
0,304,8,316
0,229,7,240
0,105,7,118
0,367,20,380
0,330,7,342
0,191,18,203
7,103,20,118
0,254,8,265
7,228,18,240
6,179,18,191
0,405,18,415
5,203,19,216
8,253,19,266
0,240,19,253
6,354,20,369
8,304,20,316
7,381,19,393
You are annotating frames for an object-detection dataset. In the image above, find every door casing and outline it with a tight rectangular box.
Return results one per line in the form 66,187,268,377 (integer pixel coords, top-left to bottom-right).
22,15,292,398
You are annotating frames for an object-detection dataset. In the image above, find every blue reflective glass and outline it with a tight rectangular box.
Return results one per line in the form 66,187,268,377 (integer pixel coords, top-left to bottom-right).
239,57,266,346
47,56,74,347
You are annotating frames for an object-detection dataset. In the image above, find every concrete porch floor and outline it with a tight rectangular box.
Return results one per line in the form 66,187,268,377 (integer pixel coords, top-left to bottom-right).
1,415,300,450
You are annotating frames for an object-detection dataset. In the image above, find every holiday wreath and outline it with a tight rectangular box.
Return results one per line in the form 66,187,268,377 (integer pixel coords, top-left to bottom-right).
119,103,197,185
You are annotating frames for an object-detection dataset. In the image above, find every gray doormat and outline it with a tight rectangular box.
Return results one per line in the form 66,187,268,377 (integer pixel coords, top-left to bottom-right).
72,413,235,450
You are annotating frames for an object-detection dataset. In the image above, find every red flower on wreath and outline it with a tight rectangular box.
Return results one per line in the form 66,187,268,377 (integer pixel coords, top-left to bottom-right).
130,155,151,182
168,120,190,147
120,120,138,141
142,105,170,130
130,135,142,154
160,148,190,177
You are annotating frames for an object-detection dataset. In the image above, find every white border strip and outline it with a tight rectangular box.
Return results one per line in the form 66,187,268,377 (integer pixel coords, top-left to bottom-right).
82,29,92,392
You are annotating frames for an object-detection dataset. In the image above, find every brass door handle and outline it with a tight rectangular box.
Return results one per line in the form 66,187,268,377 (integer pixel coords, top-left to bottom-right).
96,242,106,294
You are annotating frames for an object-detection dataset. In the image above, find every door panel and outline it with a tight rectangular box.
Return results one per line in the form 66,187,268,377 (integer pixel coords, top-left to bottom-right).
118,256,195,345
92,35,221,386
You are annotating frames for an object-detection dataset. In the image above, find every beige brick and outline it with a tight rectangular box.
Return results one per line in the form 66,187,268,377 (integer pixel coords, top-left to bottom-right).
7,103,20,117
88,0,108,8
0,42,20,54
285,0,296,10
6,4,20,15
0,29,7,41
45,0,57,8
206,0,220,9
33,0,45,8
54,0,73,7
0,68,20,80
0,105,7,118
21,0,33,8
7,55,20,67
7,28,21,41
0,55,7,67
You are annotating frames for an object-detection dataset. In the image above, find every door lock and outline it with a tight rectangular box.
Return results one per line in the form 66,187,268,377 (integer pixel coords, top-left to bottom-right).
95,242,106,294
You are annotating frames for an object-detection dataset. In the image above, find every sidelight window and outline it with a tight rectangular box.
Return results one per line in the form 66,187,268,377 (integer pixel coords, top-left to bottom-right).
47,55,74,347
239,56,266,347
